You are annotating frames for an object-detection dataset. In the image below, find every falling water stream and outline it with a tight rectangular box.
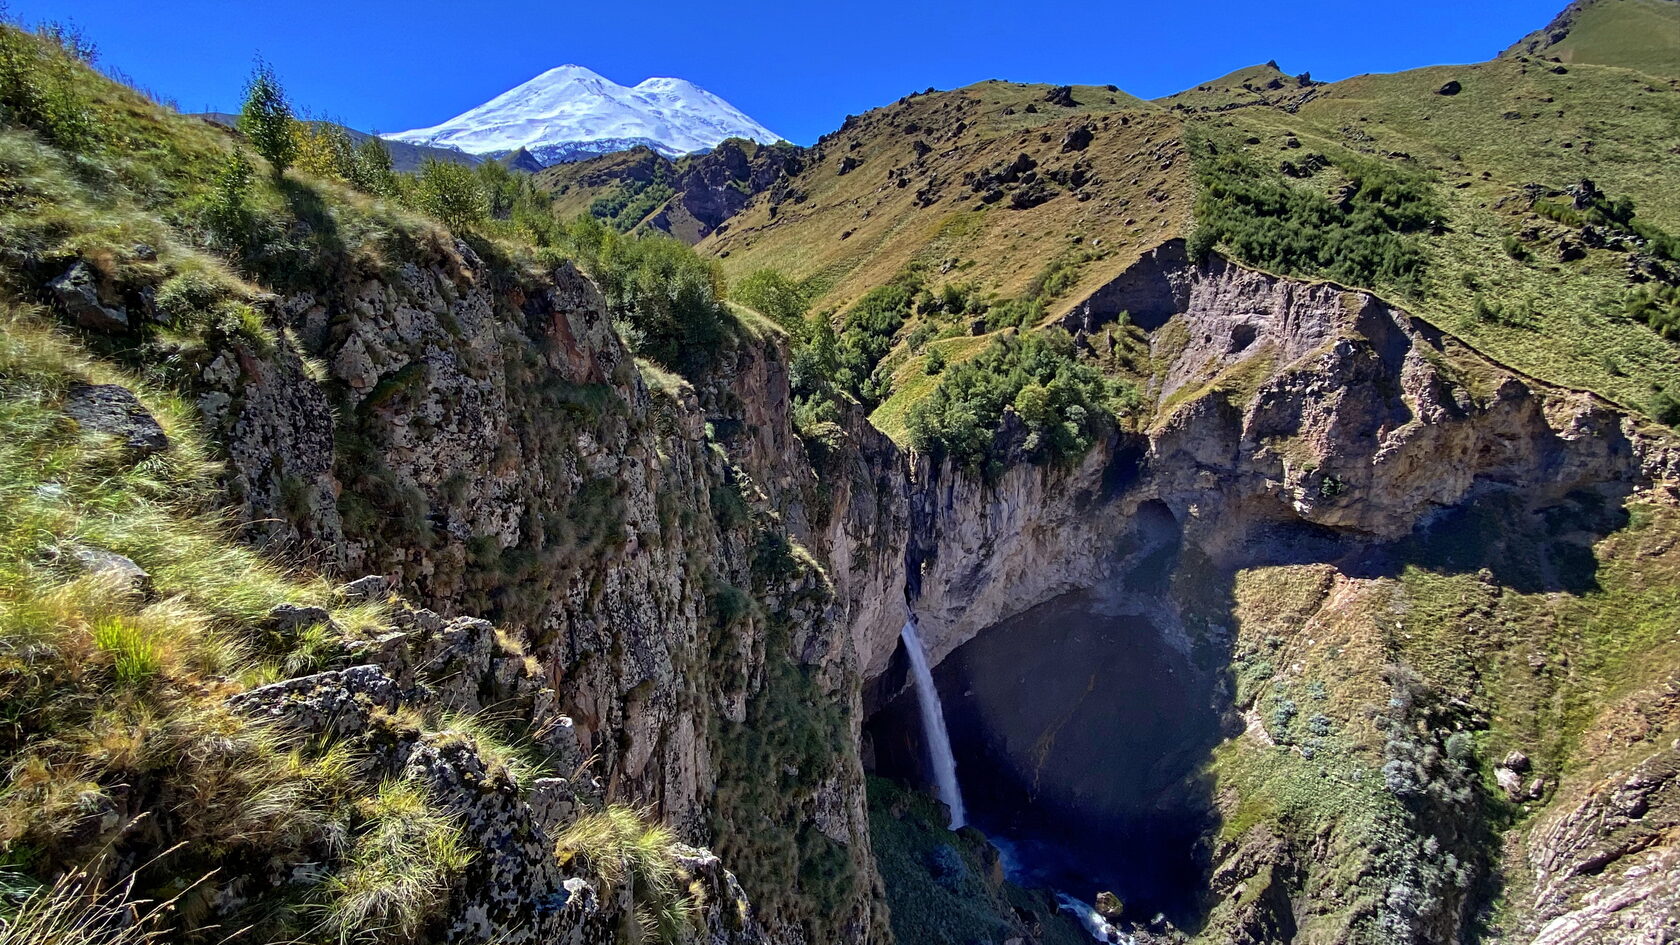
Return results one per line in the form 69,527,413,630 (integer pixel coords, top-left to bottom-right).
897,609,1142,943
900,618,966,829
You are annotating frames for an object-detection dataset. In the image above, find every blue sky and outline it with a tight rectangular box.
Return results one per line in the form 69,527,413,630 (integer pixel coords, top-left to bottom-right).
16,0,1563,144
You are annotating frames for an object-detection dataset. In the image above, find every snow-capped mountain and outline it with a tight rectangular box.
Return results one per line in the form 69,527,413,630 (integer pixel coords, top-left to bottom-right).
387,65,782,166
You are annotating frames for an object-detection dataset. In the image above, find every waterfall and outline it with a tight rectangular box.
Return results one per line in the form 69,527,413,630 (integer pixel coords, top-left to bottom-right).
900,618,966,829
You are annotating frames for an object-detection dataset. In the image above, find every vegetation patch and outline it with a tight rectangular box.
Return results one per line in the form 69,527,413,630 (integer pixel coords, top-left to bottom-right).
1188,132,1439,296
905,328,1124,473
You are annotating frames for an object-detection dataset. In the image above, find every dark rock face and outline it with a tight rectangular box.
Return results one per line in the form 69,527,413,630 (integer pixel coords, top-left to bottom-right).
49,261,128,332
1044,85,1079,107
660,139,804,239
196,241,898,943
870,590,1220,925
1437,80,1463,96
62,383,170,455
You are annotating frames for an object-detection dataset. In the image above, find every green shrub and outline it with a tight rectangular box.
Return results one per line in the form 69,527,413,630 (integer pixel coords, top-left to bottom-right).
561,216,735,379
589,166,674,232
1191,137,1437,295
906,329,1113,472
732,269,810,330
1624,283,1680,340
411,159,487,232
0,22,98,152
348,137,398,197
836,278,918,407
199,148,256,248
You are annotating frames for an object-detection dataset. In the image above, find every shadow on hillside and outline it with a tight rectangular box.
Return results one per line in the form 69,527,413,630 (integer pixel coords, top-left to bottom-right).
1340,485,1628,595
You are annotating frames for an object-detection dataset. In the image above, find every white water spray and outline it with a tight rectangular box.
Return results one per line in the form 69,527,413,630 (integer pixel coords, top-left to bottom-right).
900,618,966,829
1055,893,1134,945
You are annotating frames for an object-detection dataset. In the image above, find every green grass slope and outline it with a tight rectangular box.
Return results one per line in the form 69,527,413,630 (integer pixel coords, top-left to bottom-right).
1502,0,1680,76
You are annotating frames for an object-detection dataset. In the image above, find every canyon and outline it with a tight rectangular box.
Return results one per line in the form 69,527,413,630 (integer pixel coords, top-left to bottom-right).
199,227,1678,943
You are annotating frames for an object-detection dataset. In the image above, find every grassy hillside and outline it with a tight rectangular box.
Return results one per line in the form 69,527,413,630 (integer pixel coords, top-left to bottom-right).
1502,0,1680,76
707,0,1680,450
702,81,1191,316
1191,52,1680,413
0,21,747,944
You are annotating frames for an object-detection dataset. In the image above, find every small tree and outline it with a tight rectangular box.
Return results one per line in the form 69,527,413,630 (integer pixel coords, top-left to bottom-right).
413,159,486,232
203,147,255,245
732,269,808,331
239,58,296,177
350,136,397,197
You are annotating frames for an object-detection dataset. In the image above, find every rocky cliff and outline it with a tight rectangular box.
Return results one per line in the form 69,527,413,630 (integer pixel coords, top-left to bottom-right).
178,237,897,943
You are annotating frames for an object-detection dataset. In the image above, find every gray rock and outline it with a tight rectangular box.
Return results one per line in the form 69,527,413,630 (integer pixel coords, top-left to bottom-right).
267,603,334,634
227,664,401,736
67,545,152,597
529,777,579,834
338,574,392,603
62,383,170,456
48,262,129,332
1502,750,1532,773
1061,125,1094,152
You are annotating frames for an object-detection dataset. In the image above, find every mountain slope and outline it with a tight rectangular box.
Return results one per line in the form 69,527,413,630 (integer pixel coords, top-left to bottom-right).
1502,0,1680,76
388,64,782,165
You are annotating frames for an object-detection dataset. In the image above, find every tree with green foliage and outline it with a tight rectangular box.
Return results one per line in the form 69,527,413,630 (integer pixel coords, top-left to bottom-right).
907,329,1116,472
835,278,919,408
412,159,487,232
349,136,397,197
733,269,810,331
238,59,297,177
202,147,255,246
561,215,734,378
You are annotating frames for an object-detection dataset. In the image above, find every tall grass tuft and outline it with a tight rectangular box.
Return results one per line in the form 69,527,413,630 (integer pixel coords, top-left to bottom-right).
0,866,176,945
321,780,473,944
553,805,694,943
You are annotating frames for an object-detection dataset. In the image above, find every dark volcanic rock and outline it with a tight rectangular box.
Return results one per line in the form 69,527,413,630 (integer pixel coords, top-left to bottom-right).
1437,80,1463,96
63,383,170,455
49,261,128,332
1044,85,1078,107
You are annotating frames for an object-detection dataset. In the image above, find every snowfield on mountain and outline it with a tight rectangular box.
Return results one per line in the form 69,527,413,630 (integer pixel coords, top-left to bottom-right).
387,63,782,165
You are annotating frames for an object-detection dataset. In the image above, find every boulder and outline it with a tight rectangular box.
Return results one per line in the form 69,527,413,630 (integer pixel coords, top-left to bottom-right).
338,574,392,603
66,545,152,598
1044,85,1078,107
266,603,335,634
1436,80,1463,96
48,262,129,332
62,384,170,456
228,664,402,736
1061,125,1094,152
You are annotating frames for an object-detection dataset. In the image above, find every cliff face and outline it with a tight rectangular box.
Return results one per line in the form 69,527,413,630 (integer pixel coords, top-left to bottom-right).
193,240,892,943
906,246,1656,668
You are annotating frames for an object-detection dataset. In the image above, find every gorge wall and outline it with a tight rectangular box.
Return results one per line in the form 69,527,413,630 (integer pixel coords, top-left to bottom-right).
189,229,1679,944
